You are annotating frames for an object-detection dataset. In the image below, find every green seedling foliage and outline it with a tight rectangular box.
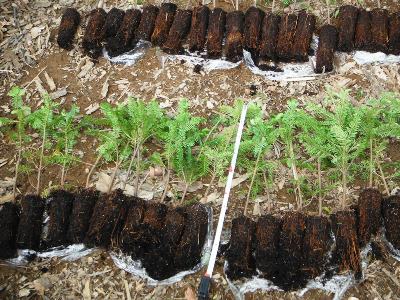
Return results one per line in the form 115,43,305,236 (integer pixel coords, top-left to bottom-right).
307,89,366,209
281,0,294,7
28,94,59,195
163,100,208,202
115,98,166,193
275,100,308,210
201,101,261,197
1,87,32,199
299,110,333,215
359,93,400,192
95,102,133,192
243,114,278,215
50,105,81,187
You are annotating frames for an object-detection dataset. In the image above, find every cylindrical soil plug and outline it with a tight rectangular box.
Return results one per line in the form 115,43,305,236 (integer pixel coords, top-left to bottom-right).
225,11,245,63
354,9,372,51
244,6,265,60
336,5,359,52
102,8,125,40
106,9,142,57
291,10,316,62
370,8,389,53
388,12,400,55
82,8,107,59
188,5,210,53
135,5,159,42
151,3,177,47
315,24,338,74
206,8,226,59
163,9,192,55
276,14,298,61
57,8,81,50
258,13,281,63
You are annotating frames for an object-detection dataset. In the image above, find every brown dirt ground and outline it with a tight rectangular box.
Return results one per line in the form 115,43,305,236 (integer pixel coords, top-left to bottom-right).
1,0,400,299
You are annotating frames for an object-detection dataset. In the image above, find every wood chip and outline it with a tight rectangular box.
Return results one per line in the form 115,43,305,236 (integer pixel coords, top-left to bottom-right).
101,77,109,99
44,71,56,91
123,280,131,300
85,103,99,115
34,77,47,95
49,88,67,100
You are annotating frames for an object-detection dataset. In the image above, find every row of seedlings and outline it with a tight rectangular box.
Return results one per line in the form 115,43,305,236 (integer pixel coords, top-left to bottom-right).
225,188,400,290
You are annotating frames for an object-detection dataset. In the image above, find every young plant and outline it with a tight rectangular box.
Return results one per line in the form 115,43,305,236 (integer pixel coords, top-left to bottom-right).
29,95,59,195
161,100,208,202
243,115,278,216
98,102,132,192
201,101,251,198
0,87,31,200
275,100,307,211
300,113,332,216
361,94,400,194
119,99,166,195
308,89,366,210
50,105,81,187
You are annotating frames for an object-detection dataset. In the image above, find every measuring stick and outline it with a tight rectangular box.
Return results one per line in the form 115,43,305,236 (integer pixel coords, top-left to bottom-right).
198,103,249,300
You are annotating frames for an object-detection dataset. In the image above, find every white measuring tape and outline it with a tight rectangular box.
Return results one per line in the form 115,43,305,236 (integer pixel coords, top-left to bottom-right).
198,102,249,299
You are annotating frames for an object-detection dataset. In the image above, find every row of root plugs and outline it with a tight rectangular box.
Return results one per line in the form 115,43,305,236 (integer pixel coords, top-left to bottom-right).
1,186,399,289
57,2,400,74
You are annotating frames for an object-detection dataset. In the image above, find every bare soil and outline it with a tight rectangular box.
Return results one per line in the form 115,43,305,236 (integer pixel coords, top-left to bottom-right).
1,0,400,299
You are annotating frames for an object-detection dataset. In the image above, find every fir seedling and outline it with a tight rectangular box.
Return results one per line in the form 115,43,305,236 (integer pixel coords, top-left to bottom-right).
361,94,400,194
51,105,81,187
243,115,278,216
201,101,258,199
300,112,332,216
275,100,307,211
99,102,132,192
29,95,59,195
308,89,366,210
1,87,31,200
119,99,166,195
161,100,208,202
